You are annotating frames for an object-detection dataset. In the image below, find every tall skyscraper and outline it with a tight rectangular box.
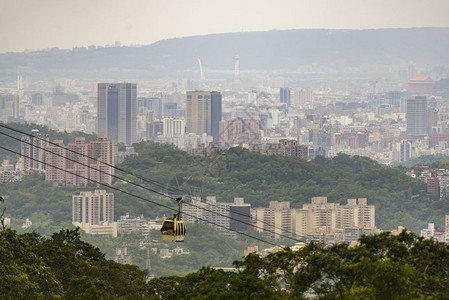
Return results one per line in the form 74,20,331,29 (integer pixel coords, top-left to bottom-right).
210,91,222,143
97,83,137,145
406,96,428,136
186,91,222,141
280,87,291,107
0,93,20,123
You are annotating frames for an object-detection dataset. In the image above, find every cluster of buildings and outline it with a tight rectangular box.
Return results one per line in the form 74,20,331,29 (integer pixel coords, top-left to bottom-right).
0,160,20,183
71,190,160,238
183,195,377,245
14,129,116,187
3,71,446,167
99,75,449,166
419,216,449,243
69,187,378,247
410,168,449,199
183,196,251,237
254,197,378,244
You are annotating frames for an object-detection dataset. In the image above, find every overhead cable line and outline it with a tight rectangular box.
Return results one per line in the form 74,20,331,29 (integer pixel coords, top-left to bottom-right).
0,123,305,241
3,129,304,243
0,144,280,247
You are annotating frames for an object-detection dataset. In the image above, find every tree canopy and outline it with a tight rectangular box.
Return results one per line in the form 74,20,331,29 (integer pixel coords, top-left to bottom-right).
149,231,449,299
3,226,449,298
0,228,147,299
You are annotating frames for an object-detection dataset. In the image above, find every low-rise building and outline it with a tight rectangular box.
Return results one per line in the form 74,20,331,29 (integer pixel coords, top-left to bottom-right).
117,213,149,235
114,247,132,264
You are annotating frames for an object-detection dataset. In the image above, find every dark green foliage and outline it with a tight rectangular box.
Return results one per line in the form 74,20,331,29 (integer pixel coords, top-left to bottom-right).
146,231,449,299
396,154,449,169
146,267,282,300
4,227,449,299
120,144,434,232
0,228,147,299
232,231,449,299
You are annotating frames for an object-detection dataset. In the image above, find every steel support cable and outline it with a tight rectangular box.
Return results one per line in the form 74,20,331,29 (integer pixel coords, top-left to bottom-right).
0,123,306,241
5,130,305,242
0,144,280,247
0,123,288,235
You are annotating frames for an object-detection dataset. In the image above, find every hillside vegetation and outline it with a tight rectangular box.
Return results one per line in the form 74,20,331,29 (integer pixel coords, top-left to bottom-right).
122,142,444,233
0,138,445,232
3,227,449,299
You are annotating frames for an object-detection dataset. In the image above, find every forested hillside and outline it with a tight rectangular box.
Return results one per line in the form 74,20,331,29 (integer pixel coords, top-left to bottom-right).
0,139,445,233
121,143,444,233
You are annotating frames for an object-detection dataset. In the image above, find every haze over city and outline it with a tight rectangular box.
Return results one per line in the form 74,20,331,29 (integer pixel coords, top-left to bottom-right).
1,0,449,53
1,0,449,298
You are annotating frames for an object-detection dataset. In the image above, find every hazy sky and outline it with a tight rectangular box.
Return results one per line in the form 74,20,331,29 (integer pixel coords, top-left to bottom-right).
1,0,448,53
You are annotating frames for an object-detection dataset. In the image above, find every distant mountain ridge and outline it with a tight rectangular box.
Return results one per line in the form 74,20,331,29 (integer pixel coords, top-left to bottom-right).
1,28,448,80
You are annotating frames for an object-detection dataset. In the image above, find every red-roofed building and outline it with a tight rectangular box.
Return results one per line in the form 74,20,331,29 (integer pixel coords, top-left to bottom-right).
408,76,434,94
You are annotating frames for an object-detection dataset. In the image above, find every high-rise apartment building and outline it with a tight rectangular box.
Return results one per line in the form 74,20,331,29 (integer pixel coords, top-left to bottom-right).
65,137,90,187
45,140,67,184
426,171,440,198
185,91,222,141
88,135,115,186
406,96,428,136
337,198,375,229
293,89,312,107
21,129,49,171
255,201,292,239
45,136,114,187
98,83,137,145
72,190,114,225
